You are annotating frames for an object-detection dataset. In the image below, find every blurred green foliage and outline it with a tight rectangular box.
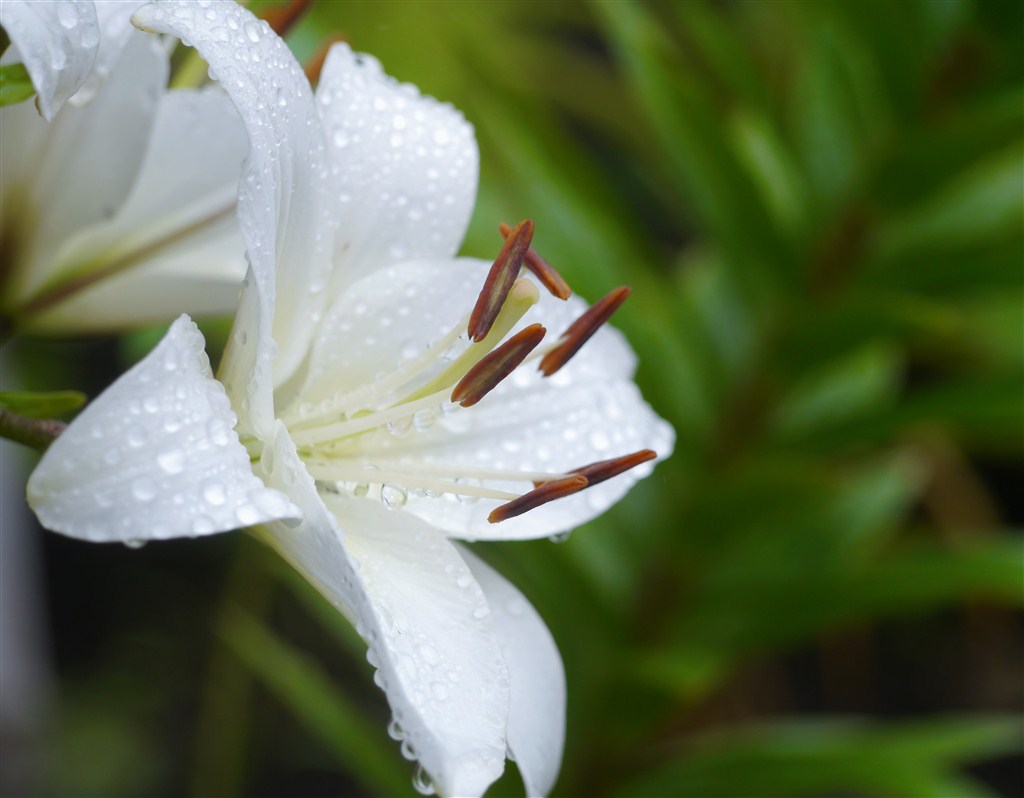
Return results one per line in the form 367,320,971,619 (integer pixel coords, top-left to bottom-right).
15,0,1023,796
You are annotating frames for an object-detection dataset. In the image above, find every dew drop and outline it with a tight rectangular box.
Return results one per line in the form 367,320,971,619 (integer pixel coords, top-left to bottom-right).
381,484,407,510
124,538,147,549
236,504,260,526
412,765,435,796
157,449,185,475
387,718,404,741
203,481,226,506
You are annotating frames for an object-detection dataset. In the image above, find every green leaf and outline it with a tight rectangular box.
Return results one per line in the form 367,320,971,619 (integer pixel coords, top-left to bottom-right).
0,389,86,418
0,61,35,107
771,343,902,442
616,716,1021,798
875,143,1024,261
220,606,409,797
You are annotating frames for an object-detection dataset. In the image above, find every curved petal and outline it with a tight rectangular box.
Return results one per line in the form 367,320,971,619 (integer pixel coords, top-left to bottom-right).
256,428,509,797
461,549,565,798
282,258,671,540
22,87,248,333
132,1,332,435
293,257,637,408
70,0,146,105
0,0,99,120
2,27,168,308
316,44,478,293
27,316,300,544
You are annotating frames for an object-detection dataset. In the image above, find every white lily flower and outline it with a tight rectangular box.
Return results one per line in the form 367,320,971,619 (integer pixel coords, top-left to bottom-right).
26,2,674,796
0,0,249,334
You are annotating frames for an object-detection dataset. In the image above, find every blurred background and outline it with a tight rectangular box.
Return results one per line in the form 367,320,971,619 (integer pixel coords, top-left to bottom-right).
2,0,1022,796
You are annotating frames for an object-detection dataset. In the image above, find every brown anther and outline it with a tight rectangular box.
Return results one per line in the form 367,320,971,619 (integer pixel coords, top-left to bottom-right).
304,34,348,85
565,449,657,488
539,286,631,377
451,324,546,408
499,222,571,300
468,219,534,342
261,0,313,38
488,476,589,523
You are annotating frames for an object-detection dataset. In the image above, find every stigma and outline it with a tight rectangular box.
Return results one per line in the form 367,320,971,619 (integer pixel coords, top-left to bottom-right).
282,221,654,523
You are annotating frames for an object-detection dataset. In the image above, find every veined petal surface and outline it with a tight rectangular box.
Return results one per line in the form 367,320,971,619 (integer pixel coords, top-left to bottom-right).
1,28,168,308
462,549,565,798
316,44,478,294
27,316,300,543
132,1,332,434
0,0,99,120
24,87,247,333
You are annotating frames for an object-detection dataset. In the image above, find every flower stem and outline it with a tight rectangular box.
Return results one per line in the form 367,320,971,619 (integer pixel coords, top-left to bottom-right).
0,409,65,451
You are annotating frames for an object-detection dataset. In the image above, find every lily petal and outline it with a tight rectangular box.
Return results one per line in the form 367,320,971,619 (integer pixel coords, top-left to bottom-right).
0,0,99,120
461,549,565,798
2,26,168,308
285,258,672,540
316,44,478,293
256,426,509,798
70,0,147,105
23,87,247,333
132,1,332,434
27,316,300,543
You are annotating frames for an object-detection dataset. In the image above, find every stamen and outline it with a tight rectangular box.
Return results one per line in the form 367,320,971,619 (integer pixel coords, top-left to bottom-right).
407,278,539,402
488,476,589,523
304,34,348,85
451,324,546,407
261,0,313,37
539,286,631,377
559,449,657,488
469,219,534,342
289,389,451,448
499,222,571,300
308,467,520,502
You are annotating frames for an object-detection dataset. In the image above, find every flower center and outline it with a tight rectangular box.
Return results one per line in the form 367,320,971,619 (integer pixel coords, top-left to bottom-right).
282,220,652,521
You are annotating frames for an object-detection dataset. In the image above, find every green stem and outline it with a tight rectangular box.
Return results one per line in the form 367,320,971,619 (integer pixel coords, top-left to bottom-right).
0,409,65,451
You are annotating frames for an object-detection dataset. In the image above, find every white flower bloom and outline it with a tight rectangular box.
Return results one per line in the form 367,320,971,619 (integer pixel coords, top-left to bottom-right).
0,0,249,334
26,2,675,796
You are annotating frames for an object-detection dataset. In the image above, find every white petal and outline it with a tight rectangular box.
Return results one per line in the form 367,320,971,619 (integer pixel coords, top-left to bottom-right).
22,87,248,333
132,2,333,433
1,27,168,308
316,44,478,292
70,0,146,105
0,0,99,120
27,316,300,544
461,549,565,798
288,257,487,408
256,427,509,797
285,258,673,540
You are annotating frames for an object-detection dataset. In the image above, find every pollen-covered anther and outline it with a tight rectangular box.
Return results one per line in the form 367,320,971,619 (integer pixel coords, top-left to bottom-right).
488,475,589,524
499,222,572,300
563,449,658,488
539,286,632,377
468,219,534,342
451,323,546,407
261,0,313,37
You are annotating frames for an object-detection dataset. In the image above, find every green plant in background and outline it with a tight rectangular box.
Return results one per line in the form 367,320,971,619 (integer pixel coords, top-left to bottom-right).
8,1,1022,796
